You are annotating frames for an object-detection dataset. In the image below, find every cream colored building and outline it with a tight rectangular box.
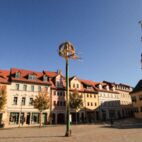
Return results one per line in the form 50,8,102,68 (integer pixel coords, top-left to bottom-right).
103,81,133,119
0,68,51,128
96,83,120,120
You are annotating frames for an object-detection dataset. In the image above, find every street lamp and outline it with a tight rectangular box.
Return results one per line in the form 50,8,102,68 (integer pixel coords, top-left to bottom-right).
59,41,79,137
138,20,142,69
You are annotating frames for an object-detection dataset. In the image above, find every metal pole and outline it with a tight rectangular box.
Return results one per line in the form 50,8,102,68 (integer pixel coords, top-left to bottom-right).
65,58,71,136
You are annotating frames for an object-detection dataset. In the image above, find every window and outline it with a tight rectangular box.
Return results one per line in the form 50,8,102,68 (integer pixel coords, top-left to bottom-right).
63,101,66,106
54,91,56,96
53,101,56,106
94,102,97,106
94,95,96,98
132,96,136,102
139,95,142,101
57,101,59,106
134,107,139,113
23,85,27,91
60,102,62,106
21,97,26,105
43,75,48,82
15,72,20,78
29,98,33,105
91,102,93,106
31,85,34,92
28,74,36,80
90,94,92,98
13,97,18,105
87,94,89,98
31,113,39,124
77,84,79,88
140,107,142,112
61,92,64,96
56,81,60,87
87,102,90,106
16,84,20,90
57,92,60,96
9,112,19,124
38,86,41,92
45,86,48,91
73,84,75,88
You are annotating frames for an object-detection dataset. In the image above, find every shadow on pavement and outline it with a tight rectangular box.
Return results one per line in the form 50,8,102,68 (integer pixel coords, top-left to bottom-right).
101,123,142,129
0,135,66,139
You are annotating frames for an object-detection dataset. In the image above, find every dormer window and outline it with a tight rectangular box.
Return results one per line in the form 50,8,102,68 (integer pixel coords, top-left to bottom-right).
43,75,48,82
28,74,36,80
56,81,61,87
112,86,115,91
106,85,109,91
77,84,79,88
15,72,20,78
87,86,92,89
99,84,102,90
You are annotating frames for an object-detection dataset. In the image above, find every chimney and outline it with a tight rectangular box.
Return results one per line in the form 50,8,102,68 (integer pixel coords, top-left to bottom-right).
57,70,62,75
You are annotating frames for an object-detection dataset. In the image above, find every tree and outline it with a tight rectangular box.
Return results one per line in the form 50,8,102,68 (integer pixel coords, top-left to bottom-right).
70,90,83,124
33,89,50,127
0,85,7,111
0,85,7,126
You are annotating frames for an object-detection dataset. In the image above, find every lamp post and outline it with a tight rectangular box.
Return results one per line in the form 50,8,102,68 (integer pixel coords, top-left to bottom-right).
139,20,142,68
59,41,79,137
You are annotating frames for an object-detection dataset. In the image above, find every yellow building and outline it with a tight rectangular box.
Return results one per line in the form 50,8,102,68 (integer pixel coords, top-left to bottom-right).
130,80,142,119
69,77,99,123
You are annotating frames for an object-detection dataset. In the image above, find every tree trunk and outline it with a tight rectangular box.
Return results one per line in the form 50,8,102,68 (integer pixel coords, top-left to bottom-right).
39,111,42,128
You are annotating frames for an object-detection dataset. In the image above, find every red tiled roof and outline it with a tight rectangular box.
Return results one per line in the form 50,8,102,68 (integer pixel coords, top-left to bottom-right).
10,68,51,85
0,70,10,84
43,71,58,78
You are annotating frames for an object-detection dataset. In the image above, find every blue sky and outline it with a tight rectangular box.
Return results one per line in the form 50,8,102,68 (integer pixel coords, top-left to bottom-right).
0,0,142,86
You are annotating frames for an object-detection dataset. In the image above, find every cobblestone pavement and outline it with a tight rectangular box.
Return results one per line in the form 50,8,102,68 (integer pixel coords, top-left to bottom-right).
0,124,142,142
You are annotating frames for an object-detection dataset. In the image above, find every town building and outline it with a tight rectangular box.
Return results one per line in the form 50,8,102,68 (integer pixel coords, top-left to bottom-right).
103,81,133,119
0,67,133,127
130,80,142,119
0,68,51,128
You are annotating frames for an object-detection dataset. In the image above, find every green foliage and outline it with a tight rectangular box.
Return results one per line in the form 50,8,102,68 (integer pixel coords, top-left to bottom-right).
0,86,7,111
70,90,83,110
33,90,50,112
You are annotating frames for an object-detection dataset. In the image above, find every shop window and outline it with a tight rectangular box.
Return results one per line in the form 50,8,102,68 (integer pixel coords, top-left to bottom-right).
31,113,39,124
9,112,19,124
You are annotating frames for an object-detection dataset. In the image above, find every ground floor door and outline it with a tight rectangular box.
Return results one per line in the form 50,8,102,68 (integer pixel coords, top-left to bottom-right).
109,110,115,119
42,113,47,125
102,111,106,121
87,112,95,123
70,112,79,124
0,113,2,125
52,113,55,124
26,113,30,125
57,113,65,124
